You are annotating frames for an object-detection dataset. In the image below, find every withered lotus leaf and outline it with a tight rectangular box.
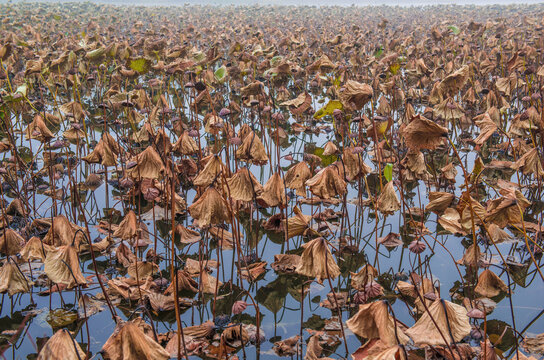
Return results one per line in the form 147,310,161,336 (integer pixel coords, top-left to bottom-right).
285,206,312,239
295,237,340,284
193,155,225,187
474,113,498,146
485,192,530,228
400,115,448,151
116,241,137,267
486,223,512,243
512,147,544,176
172,224,201,244
304,333,324,360
280,92,312,116
59,101,88,122
21,236,51,262
37,328,86,360
182,320,216,339
438,65,470,97
457,244,482,268
285,161,311,196
200,271,222,294
222,323,249,345
474,269,508,298
441,162,458,182
128,146,166,179
173,131,199,155
42,215,86,249
146,293,176,312
44,245,87,289
433,98,464,121
426,192,455,214
522,333,544,356
188,186,229,227
112,210,138,240
274,335,300,357
164,270,198,294
377,181,400,215
25,114,54,142
308,54,335,73
401,150,429,181
438,208,467,235
405,299,471,346
6,198,27,217
350,264,378,290
240,261,267,281
101,320,170,360
352,342,408,360
339,80,373,111
208,226,234,249
306,164,347,199
84,173,103,190
227,167,264,202
82,136,118,167
377,232,403,248
127,261,159,280
0,260,32,296
346,301,410,346
235,131,269,165
343,148,372,181
258,172,287,207
0,228,24,256
271,254,301,273
322,141,339,156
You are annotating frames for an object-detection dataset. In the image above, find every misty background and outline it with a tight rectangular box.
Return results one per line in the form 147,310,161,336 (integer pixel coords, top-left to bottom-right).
1,0,543,6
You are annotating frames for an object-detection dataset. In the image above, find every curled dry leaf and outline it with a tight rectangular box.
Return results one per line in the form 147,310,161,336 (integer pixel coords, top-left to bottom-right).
377,181,400,215
295,237,340,284
271,254,301,273
400,115,448,151
284,206,312,239
0,228,24,256
227,167,264,202
426,192,455,214
405,299,471,346
44,245,87,289
346,301,410,347
0,261,32,296
474,269,508,298
188,187,230,227
258,172,287,208
285,161,312,196
306,164,347,199
37,328,86,360
274,335,300,357
102,320,170,360
339,80,373,111
235,131,269,165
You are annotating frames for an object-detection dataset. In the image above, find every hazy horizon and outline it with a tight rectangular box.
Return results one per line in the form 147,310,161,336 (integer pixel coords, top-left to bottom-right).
2,0,544,6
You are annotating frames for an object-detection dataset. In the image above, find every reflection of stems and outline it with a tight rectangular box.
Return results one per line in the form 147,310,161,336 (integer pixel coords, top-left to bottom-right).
71,164,118,320
323,238,348,356
242,289,261,355
170,159,188,360
516,203,544,281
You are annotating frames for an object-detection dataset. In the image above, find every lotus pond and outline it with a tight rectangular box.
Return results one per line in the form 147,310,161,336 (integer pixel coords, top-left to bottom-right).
0,2,543,359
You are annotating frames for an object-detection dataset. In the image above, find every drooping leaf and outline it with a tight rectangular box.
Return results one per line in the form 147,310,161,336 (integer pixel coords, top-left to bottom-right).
128,57,151,74
313,100,343,120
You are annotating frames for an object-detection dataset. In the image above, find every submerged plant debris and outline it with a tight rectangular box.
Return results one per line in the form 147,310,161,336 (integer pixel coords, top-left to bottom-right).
0,1,543,359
